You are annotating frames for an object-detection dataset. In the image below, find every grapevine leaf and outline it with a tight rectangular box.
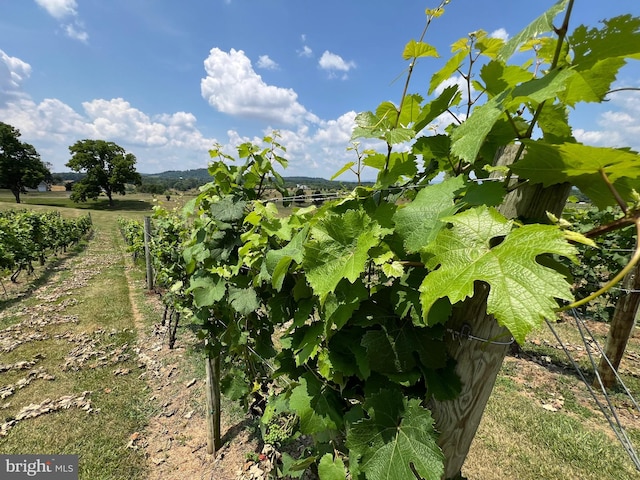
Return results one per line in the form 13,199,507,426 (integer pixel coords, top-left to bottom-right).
415,85,461,131
292,322,325,365
322,278,369,334
376,102,399,125
361,323,447,380
462,181,506,207
498,0,569,61
537,102,575,144
364,152,418,188
480,60,532,97
450,90,508,163
428,51,466,95
398,94,423,128
346,390,443,480
209,196,246,222
228,286,259,315
304,209,389,300
318,454,347,480
560,57,625,105
393,176,465,253
266,225,309,291
220,369,250,400
289,374,342,436
384,127,416,145
412,134,451,162
188,275,225,307
328,328,371,380
509,68,574,105
419,206,575,343
331,162,356,180
422,358,462,401
570,15,640,70
511,142,640,208
402,40,438,60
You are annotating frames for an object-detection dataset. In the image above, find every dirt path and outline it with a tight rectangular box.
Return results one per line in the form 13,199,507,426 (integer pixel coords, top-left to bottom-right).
121,245,259,479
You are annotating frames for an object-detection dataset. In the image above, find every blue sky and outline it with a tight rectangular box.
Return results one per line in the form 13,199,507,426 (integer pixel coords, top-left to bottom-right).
0,0,638,180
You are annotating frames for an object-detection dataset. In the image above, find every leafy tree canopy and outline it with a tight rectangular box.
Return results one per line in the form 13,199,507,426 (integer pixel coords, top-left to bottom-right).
66,139,141,206
0,122,52,203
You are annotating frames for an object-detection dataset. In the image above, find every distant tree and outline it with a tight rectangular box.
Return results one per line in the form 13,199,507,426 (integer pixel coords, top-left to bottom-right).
66,139,141,207
0,122,52,203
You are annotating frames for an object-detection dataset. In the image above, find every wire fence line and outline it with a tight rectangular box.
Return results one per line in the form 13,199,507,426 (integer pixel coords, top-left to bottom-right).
545,310,640,471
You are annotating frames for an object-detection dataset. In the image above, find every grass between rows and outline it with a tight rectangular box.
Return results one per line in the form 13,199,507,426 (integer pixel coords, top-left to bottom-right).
0,203,152,479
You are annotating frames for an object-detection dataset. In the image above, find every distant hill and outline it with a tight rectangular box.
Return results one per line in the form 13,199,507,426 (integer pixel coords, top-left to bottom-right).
53,168,373,193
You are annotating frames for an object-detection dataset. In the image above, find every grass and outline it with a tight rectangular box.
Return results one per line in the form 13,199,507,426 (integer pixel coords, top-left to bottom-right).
0,199,152,479
466,384,640,479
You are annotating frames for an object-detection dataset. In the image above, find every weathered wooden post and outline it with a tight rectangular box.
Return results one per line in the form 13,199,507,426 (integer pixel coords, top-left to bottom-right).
205,342,222,455
143,216,154,291
429,145,572,478
596,261,640,388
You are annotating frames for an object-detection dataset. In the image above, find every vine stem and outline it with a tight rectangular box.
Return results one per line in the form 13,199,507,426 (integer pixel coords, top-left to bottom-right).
600,168,628,213
559,219,640,312
384,0,449,173
509,0,575,165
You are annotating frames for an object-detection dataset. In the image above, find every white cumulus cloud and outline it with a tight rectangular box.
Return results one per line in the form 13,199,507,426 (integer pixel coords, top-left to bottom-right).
34,0,88,42
257,55,279,70
318,51,356,78
201,48,318,125
34,0,78,19
489,28,509,41
299,45,313,58
0,50,32,96
574,86,640,153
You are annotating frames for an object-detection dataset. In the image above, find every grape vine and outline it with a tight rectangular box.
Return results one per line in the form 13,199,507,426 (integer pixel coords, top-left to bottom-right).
0,209,92,284
131,1,640,478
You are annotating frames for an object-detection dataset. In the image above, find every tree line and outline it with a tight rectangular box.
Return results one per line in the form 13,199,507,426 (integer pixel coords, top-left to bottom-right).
0,122,140,206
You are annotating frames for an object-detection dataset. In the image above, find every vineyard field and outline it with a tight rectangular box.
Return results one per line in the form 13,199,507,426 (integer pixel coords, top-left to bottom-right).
0,199,638,479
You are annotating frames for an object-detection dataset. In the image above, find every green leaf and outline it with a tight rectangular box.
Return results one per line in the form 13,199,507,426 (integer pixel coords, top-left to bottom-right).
419,206,575,343
289,374,342,436
384,127,416,145
188,275,225,307
364,152,418,188
498,0,569,61
331,162,356,180
570,15,640,70
228,286,259,315
209,196,246,222
480,60,532,98
403,40,438,60
428,51,466,95
560,57,625,106
509,68,575,106
220,368,250,400
450,90,509,163
415,86,461,132
511,142,640,208
266,225,309,290
393,176,465,253
318,454,347,480
304,209,389,300
398,94,423,128
346,390,443,480
322,278,369,333
361,323,447,380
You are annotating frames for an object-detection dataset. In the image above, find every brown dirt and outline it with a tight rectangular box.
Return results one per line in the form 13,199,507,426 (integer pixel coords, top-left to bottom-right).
123,267,261,480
